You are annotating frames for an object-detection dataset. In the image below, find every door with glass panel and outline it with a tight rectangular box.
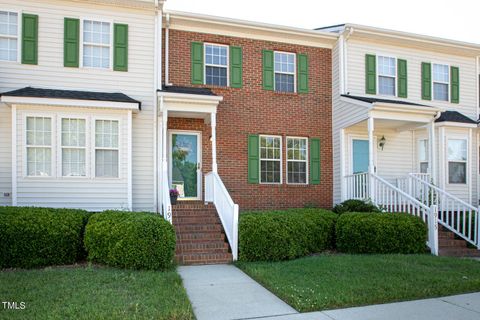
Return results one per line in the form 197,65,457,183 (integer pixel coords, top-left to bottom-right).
169,131,201,200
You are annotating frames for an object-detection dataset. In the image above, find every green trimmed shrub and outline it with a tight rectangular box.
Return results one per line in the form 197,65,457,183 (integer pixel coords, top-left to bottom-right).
0,207,91,268
239,209,337,262
84,211,176,270
333,199,381,214
336,212,427,254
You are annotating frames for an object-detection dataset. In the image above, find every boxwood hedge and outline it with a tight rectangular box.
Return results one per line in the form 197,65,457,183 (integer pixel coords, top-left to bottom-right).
84,211,176,270
239,209,337,262
0,206,91,268
336,212,427,254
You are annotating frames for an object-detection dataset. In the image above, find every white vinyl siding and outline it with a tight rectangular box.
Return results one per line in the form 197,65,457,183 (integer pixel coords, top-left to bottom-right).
0,0,155,211
0,11,18,62
346,39,477,119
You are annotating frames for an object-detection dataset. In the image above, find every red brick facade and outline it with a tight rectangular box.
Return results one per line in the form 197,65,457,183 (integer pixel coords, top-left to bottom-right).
165,29,333,210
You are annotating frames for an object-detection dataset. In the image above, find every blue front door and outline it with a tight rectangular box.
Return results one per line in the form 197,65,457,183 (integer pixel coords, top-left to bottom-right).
352,139,369,174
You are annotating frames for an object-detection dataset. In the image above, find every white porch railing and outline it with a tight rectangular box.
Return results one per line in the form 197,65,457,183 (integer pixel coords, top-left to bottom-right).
344,172,439,255
408,174,479,248
161,175,172,224
205,172,239,260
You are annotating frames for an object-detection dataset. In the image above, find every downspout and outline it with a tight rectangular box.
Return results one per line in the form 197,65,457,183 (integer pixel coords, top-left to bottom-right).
165,13,172,86
338,34,344,95
153,0,164,212
343,27,354,95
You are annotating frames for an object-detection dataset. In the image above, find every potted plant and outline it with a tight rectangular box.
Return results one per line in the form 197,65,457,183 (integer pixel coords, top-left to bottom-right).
170,188,179,205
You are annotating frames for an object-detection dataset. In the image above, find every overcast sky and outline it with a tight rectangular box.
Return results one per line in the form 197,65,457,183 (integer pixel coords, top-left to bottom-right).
164,0,479,44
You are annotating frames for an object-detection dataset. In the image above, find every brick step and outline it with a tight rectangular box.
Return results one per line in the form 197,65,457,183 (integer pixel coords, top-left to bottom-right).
438,232,455,239
176,232,227,242
174,224,223,233
176,241,229,253
439,238,467,248
173,203,215,210
173,216,221,224
439,248,480,257
176,252,232,265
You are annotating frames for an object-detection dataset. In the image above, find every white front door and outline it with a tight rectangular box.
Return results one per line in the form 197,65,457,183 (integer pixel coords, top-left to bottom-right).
169,131,202,200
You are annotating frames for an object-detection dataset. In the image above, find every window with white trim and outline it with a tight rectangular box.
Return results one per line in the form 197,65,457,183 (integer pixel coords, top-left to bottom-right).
287,137,308,184
260,135,281,183
95,120,119,177
0,11,18,62
448,138,467,184
418,139,428,174
377,56,396,96
83,20,111,68
26,116,52,176
61,118,86,177
204,43,228,86
433,63,449,101
274,51,295,92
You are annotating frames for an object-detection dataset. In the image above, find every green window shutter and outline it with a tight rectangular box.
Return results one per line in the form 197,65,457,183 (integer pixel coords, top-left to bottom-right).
451,66,459,104
191,42,204,84
297,53,309,93
113,23,128,71
365,54,376,94
262,50,274,91
64,18,79,67
230,46,243,88
310,138,321,185
421,62,432,100
21,14,38,65
248,134,259,184
397,59,408,98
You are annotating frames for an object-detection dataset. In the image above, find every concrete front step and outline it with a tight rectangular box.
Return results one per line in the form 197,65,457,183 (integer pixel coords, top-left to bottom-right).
176,252,233,265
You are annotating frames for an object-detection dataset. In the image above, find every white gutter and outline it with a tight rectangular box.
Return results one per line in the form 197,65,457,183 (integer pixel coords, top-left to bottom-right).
165,13,172,86
476,56,479,122
338,34,344,95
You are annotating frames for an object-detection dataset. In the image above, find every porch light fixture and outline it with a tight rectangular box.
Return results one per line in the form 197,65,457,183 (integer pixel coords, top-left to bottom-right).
378,136,386,151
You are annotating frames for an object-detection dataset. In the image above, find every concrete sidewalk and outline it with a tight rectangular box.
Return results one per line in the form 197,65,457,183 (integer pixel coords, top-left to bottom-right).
177,264,297,320
178,264,480,320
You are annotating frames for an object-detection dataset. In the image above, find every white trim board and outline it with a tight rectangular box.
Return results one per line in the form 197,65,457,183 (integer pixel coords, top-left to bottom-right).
1,96,140,111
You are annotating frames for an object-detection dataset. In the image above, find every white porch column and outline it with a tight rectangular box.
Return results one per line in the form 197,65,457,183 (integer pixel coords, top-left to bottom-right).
368,117,375,200
162,108,168,175
340,129,346,202
428,120,436,184
211,112,218,173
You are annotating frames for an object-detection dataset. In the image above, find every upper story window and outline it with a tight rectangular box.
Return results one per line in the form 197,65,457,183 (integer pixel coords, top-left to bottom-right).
204,43,228,86
83,20,111,69
0,11,18,62
377,56,396,96
26,116,52,177
274,51,296,93
433,63,449,101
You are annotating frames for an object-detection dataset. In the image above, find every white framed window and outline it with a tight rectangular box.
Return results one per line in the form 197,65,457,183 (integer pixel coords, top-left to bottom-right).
433,63,449,101
204,43,228,86
0,11,19,62
287,137,308,184
447,138,467,184
26,116,52,177
95,119,119,177
377,56,396,96
274,51,296,93
418,139,429,174
82,19,111,69
260,135,282,184
61,118,86,177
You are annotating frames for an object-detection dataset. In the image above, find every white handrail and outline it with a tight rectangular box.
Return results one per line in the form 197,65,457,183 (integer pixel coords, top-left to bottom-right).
409,174,479,248
345,172,369,200
205,172,239,260
161,175,172,224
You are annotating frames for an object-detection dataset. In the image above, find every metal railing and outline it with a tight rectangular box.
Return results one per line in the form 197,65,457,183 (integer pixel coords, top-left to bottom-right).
205,172,239,260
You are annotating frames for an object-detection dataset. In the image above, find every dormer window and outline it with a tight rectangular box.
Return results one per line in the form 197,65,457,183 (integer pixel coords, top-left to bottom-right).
377,56,396,96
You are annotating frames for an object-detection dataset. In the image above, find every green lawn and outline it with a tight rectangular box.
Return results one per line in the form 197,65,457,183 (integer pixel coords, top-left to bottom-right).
237,254,480,312
0,265,194,320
